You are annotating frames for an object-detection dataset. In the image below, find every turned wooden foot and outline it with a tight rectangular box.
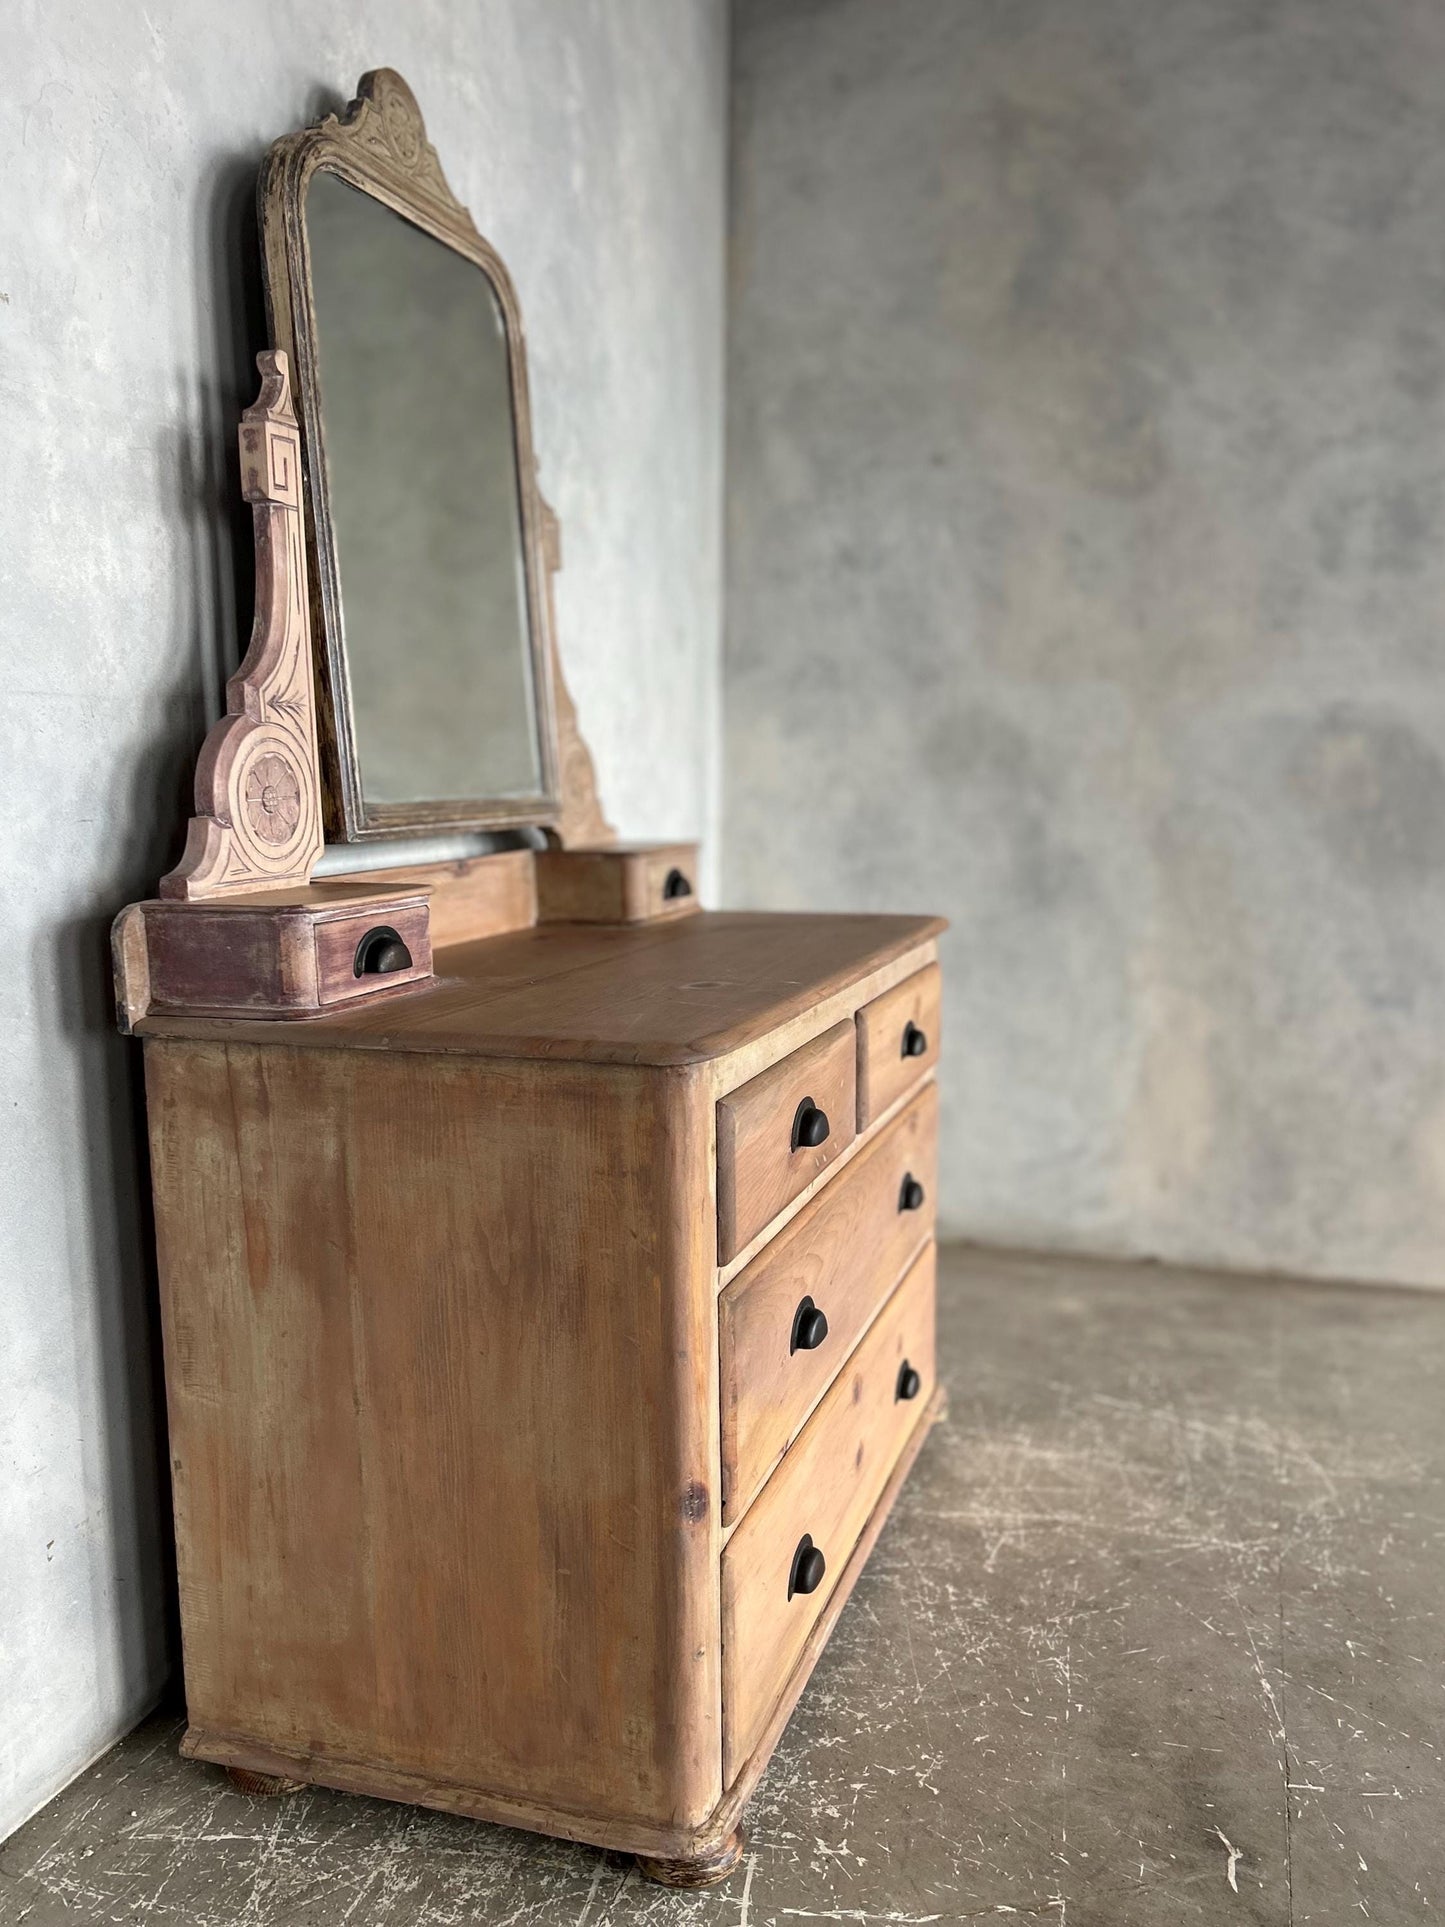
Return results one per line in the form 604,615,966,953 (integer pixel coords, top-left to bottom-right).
225,1765,305,1797
636,1825,745,1888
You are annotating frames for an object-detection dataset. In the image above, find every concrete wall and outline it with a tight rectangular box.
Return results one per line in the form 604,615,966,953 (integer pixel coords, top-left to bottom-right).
725,0,1445,1288
0,0,727,1840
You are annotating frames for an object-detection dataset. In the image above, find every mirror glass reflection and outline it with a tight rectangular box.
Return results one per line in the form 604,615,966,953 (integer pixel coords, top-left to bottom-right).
305,169,544,808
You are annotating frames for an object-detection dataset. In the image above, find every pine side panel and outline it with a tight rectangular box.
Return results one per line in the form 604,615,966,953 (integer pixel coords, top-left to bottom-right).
144,1038,720,1833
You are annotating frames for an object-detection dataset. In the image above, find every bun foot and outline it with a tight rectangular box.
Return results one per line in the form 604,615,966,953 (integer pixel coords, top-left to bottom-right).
226,1765,305,1797
636,1825,745,1889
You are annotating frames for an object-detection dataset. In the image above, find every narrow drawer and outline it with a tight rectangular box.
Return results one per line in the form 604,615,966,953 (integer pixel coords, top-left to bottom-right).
720,1084,937,1525
716,1021,857,1264
721,1242,936,1781
856,963,941,1130
134,890,432,1019
534,842,700,924
314,904,433,1006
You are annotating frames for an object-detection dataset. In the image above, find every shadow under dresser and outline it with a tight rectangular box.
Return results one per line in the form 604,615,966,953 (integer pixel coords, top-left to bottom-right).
135,909,945,1880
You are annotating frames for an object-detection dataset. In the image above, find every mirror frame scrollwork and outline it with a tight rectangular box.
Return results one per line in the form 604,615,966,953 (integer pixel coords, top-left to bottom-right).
259,68,568,842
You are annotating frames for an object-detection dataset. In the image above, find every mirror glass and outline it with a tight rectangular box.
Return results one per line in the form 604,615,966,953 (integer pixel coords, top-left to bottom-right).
304,169,545,809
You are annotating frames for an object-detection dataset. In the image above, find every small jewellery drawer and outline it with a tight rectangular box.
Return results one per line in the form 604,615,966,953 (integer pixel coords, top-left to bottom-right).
716,1020,857,1264
856,963,941,1129
720,1083,937,1524
129,889,433,1020
533,841,700,924
314,904,433,1006
720,1241,936,1780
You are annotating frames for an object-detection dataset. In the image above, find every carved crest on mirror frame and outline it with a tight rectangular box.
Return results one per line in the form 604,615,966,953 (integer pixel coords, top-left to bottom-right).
331,67,464,223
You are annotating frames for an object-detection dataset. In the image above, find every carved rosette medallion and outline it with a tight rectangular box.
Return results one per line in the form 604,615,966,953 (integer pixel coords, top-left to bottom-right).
244,750,304,843
159,350,324,899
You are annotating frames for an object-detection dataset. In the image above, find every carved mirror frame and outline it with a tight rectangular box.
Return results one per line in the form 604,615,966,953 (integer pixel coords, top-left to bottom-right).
259,69,565,842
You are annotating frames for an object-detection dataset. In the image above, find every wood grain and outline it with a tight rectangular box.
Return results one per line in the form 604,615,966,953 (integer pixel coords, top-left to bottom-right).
856,962,942,1129
129,887,432,1021
114,63,955,1887
720,1083,937,1523
147,1038,721,1832
160,352,324,900
112,904,151,1035
720,1241,937,1781
172,1380,944,1867
535,843,700,925
716,1020,857,1264
313,903,433,1003
326,850,538,950
712,1384,943,1838
135,911,945,1069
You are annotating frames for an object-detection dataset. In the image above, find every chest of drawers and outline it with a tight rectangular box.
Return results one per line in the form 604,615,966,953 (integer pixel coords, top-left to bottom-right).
112,79,946,1880
138,907,944,1884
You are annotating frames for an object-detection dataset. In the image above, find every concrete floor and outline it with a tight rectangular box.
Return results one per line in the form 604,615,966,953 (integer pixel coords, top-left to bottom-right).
3,1244,1444,1924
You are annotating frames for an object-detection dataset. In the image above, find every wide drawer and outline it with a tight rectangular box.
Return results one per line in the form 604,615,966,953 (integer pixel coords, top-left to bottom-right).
721,1241,936,1781
856,963,942,1129
720,1084,937,1525
716,1020,857,1264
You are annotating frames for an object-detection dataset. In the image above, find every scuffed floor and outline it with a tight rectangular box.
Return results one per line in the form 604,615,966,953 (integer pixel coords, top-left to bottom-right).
4,1244,1444,1924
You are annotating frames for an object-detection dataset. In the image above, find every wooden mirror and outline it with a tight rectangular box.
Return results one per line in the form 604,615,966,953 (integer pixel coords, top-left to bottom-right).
259,70,563,842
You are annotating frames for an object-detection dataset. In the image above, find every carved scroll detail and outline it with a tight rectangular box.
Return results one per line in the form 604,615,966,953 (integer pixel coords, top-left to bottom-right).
539,497,615,850
160,351,323,899
328,69,464,222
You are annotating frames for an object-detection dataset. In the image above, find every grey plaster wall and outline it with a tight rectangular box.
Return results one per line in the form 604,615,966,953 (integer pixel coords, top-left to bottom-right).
1,0,726,1840
725,0,1445,1288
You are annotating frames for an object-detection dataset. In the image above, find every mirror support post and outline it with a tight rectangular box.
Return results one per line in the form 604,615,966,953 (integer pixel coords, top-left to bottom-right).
159,350,324,901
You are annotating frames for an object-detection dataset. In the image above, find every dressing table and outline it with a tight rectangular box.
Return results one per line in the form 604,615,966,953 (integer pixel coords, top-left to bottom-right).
114,71,944,1887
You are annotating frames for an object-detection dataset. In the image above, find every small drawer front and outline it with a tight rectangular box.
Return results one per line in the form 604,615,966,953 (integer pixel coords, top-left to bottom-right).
721,1242,936,1781
137,891,432,1019
716,1021,857,1264
856,963,942,1130
314,904,433,1007
534,843,700,924
633,846,700,920
720,1083,938,1525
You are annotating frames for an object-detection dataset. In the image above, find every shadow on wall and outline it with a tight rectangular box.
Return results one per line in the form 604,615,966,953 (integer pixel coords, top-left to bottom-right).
46,142,278,1708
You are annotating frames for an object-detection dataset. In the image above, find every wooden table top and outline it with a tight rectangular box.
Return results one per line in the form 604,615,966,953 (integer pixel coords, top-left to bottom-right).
136,910,945,1066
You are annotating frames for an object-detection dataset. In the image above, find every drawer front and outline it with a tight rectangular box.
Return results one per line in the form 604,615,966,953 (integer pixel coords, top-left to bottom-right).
721,1242,936,1780
716,1021,857,1264
139,894,432,1018
534,843,700,924
629,845,700,921
856,963,942,1129
720,1084,937,1525
314,904,433,1007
